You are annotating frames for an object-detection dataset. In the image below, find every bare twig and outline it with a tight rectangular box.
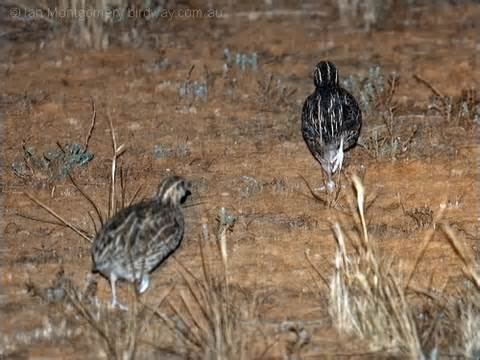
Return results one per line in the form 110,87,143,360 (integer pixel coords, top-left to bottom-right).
84,97,96,151
107,111,126,217
413,74,444,98
87,211,99,235
405,206,445,290
442,224,480,288
128,184,144,207
24,192,93,243
16,211,64,227
305,249,329,289
68,173,104,228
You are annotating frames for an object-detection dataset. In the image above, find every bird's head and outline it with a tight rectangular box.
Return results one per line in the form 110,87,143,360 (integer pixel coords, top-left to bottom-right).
313,61,339,88
156,175,192,206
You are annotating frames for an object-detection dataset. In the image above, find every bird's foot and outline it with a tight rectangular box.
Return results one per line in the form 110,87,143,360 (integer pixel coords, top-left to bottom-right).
314,180,336,193
326,180,336,192
111,298,128,311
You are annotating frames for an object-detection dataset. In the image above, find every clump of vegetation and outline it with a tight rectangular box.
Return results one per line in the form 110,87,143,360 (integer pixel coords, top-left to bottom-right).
310,175,480,358
223,48,258,72
342,65,386,115
415,75,480,129
153,143,191,160
156,208,267,359
178,81,208,102
238,175,263,198
403,205,434,230
327,176,423,357
12,142,94,183
346,70,417,160
178,65,209,103
255,73,297,112
12,100,96,186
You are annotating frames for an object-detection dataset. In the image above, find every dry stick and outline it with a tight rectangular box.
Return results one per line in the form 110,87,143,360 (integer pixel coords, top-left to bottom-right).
120,167,127,210
68,173,104,228
178,291,210,344
298,174,328,205
128,184,144,207
352,175,369,246
136,286,176,351
304,249,330,289
405,206,445,290
127,284,139,359
168,300,204,349
173,258,213,334
84,97,96,151
24,192,93,243
87,211,98,235
107,111,126,218
67,292,116,357
413,74,444,98
155,307,203,351
441,224,480,288
172,256,205,293
16,212,65,227
142,284,175,325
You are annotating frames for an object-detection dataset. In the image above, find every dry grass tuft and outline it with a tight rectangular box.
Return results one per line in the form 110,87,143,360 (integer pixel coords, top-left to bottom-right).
322,175,480,358
328,175,423,357
156,209,265,360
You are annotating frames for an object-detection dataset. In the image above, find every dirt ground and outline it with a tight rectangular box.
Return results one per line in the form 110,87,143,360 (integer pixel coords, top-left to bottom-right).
1,1,479,358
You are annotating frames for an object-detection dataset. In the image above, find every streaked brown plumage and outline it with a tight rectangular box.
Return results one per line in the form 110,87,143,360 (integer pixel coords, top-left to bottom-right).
92,175,191,308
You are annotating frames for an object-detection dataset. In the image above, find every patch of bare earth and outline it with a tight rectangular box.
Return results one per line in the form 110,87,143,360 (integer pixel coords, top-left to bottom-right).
1,1,479,358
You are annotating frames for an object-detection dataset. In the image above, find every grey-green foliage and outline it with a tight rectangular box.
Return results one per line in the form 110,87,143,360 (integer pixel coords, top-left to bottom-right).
462,102,480,124
223,48,258,72
342,65,386,114
217,207,237,229
12,143,94,180
153,143,190,159
44,143,94,178
178,81,208,101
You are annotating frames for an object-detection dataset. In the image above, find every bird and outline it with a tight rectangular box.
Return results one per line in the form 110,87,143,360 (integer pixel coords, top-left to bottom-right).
91,175,192,309
301,60,362,192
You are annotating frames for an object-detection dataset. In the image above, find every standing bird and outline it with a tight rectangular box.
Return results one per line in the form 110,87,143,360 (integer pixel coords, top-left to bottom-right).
302,61,362,191
92,175,192,309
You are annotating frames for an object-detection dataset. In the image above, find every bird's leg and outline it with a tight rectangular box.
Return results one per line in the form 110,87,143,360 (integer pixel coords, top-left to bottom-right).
137,274,150,294
110,274,128,310
332,138,344,174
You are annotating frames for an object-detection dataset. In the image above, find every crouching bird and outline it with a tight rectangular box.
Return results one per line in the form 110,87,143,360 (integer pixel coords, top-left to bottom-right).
302,61,362,191
92,175,191,309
